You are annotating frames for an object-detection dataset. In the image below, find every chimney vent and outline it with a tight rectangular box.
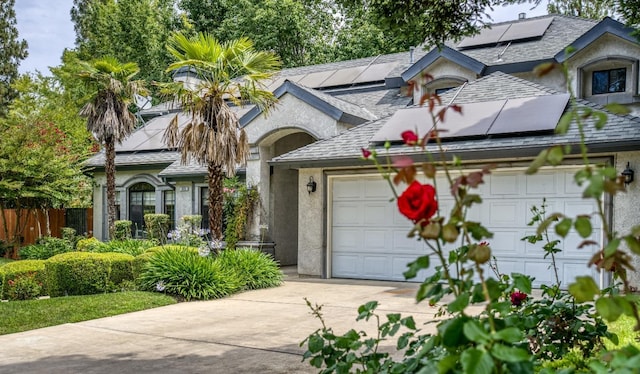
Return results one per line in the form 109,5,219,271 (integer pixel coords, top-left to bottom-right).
409,46,415,63
519,12,526,19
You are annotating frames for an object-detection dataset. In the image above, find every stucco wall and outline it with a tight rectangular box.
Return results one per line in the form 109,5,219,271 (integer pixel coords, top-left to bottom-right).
613,151,640,288
297,168,325,277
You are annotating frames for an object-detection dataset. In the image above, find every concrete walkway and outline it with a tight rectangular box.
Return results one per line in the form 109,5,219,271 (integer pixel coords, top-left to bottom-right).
0,272,461,373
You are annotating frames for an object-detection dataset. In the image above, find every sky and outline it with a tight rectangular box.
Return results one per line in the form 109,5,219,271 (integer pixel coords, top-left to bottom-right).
14,1,548,75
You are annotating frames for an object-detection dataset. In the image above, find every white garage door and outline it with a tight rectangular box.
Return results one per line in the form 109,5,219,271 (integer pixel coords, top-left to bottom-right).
330,169,604,287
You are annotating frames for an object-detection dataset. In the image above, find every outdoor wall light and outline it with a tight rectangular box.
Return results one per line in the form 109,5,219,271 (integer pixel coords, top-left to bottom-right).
622,162,634,185
306,176,317,194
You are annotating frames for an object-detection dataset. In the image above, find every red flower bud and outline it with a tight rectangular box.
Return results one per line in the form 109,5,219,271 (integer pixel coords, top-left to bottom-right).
401,130,419,146
361,148,372,159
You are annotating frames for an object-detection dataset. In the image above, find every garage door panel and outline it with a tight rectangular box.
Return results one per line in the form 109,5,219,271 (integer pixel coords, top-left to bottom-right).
364,180,391,198
364,204,390,225
332,228,361,251
563,201,602,228
490,230,522,256
492,260,525,278
392,256,436,281
362,256,390,278
332,254,360,276
363,230,389,252
525,261,558,287
526,172,558,195
563,172,583,194
490,174,521,195
333,203,361,225
333,180,362,199
488,201,522,226
563,263,599,286
562,231,601,257
392,231,428,254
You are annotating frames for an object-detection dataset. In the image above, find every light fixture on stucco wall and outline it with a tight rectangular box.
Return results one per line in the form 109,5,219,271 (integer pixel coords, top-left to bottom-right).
306,176,317,194
622,162,634,185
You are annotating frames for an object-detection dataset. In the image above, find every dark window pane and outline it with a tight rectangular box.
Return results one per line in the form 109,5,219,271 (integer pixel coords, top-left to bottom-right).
201,187,209,230
129,182,155,238
592,68,626,95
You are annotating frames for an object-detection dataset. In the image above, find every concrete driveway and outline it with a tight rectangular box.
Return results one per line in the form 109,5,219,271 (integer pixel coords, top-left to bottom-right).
0,273,454,374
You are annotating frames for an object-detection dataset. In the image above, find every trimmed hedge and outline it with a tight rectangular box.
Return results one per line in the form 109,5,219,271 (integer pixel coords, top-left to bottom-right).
144,214,170,241
45,252,135,297
76,237,108,252
19,237,73,260
0,260,47,299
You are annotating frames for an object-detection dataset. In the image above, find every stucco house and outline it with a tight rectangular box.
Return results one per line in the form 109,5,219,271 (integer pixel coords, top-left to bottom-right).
87,14,640,288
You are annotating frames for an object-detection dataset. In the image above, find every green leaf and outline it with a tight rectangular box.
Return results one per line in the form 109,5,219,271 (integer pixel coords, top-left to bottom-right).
437,354,459,374
308,334,324,353
604,103,630,115
526,149,548,175
404,255,429,279
603,238,621,257
555,112,573,134
569,276,600,303
309,355,323,368
593,111,608,130
448,292,470,313
511,273,532,294
596,296,623,322
555,218,573,238
625,235,640,255
491,343,531,362
463,320,490,343
574,216,593,238
439,317,468,348
493,327,524,343
547,145,565,165
461,348,494,374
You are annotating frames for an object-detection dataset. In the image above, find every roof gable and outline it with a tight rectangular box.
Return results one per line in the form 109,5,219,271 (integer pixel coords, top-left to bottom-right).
240,80,377,127
556,16,639,62
401,46,486,81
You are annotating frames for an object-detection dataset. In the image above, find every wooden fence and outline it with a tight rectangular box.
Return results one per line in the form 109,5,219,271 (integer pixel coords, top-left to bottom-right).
0,208,93,247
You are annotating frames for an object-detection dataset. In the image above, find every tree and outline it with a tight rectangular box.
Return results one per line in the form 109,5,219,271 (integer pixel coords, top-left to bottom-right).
547,0,615,19
78,57,146,239
71,0,178,83
160,32,280,244
0,119,91,256
0,0,28,116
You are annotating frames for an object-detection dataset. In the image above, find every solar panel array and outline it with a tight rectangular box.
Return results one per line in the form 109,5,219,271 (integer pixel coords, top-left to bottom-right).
265,61,399,91
457,17,553,49
370,93,570,143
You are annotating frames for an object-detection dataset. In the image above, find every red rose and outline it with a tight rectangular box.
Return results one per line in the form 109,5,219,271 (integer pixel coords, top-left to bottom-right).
397,181,438,225
401,130,419,145
510,291,528,306
361,148,372,159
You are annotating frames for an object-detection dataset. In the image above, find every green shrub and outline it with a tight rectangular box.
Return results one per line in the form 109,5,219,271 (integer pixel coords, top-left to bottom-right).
0,260,47,299
181,215,202,230
132,252,155,280
114,220,132,240
77,237,108,252
45,252,134,297
216,248,283,290
105,239,157,256
145,245,199,254
144,214,170,242
138,248,240,300
19,237,73,260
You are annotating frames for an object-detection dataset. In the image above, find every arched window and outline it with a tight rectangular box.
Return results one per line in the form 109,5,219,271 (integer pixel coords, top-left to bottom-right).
129,182,155,238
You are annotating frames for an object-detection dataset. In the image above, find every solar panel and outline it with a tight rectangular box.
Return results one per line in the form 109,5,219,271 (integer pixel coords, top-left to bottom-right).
352,62,399,84
320,66,368,87
437,100,505,138
499,17,553,43
487,94,569,135
370,107,433,142
457,24,510,48
298,70,337,88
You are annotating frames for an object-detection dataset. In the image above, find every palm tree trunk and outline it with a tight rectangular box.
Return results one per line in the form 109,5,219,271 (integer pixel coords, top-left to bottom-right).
105,137,117,239
208,162,224,250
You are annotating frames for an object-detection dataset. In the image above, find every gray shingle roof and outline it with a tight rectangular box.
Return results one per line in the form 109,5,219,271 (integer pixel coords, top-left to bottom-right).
332,87,413,118
271,72,640,167
158,158,206,177
86,151,179,168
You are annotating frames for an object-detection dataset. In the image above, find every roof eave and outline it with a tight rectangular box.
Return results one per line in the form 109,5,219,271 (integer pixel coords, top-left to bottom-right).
555,17,638,62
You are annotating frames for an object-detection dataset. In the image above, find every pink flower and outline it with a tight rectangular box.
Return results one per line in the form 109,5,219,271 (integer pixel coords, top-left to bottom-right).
510,291,528,306
361,148,372,159
401,130,419,146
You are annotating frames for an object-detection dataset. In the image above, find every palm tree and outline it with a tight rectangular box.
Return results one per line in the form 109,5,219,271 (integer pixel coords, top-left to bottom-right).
78,57,146,238
160,32,280,247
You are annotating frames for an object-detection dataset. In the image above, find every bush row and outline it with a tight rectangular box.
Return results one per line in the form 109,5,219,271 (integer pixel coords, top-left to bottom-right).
1,246,283,302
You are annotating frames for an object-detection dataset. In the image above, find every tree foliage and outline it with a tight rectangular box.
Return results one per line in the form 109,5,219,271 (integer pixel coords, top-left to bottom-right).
547,0,616,19
0,0,28,116
71,0,178,83
159,32,280,241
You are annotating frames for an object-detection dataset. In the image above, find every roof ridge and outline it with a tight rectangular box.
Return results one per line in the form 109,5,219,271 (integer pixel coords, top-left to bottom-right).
287,80,378,120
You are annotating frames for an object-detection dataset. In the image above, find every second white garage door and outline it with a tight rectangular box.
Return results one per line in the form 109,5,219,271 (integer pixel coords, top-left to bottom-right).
330,168,604,287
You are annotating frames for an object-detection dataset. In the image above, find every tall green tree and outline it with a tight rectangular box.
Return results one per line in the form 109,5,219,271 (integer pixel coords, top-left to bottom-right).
71,0,178,83
160,32,280,243
0,0,28,116
547,0,615,19
78,57,146,238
